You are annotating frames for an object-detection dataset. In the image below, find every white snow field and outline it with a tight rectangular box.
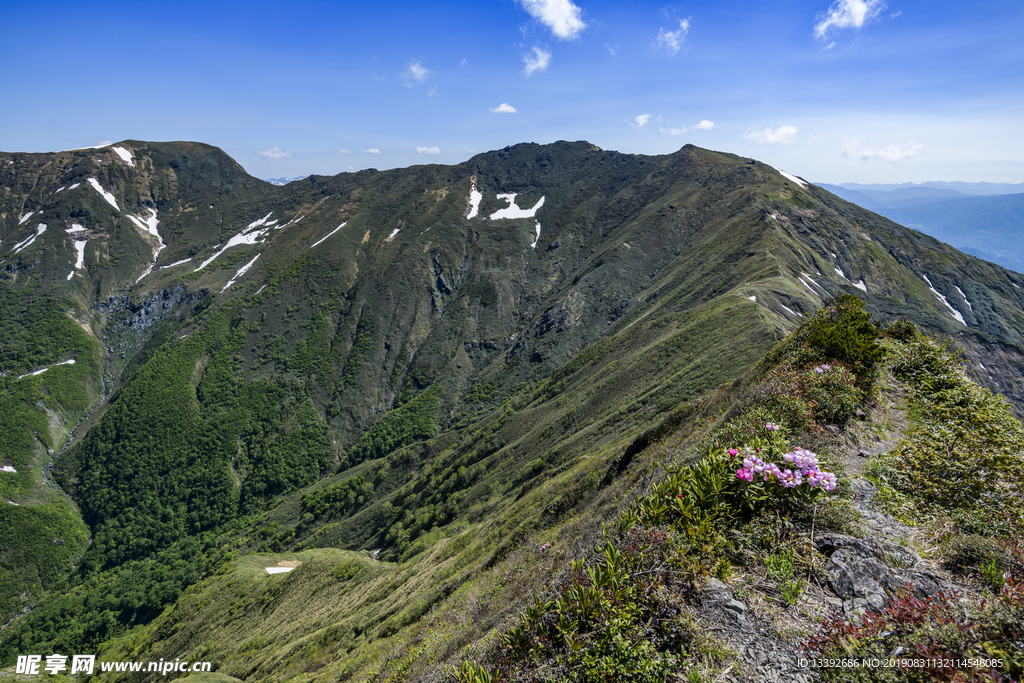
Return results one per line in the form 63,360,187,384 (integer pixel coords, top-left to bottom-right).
111,146,134,166
88,178,120,211
466,182,483,219
489,193,545,220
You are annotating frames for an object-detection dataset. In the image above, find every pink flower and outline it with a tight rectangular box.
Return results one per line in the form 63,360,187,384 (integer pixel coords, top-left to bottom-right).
736,468,753,482
780,469,799,488
727,448,739,458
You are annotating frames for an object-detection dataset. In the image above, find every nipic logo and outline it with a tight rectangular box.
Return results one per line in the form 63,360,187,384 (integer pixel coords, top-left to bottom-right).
16,654,95,675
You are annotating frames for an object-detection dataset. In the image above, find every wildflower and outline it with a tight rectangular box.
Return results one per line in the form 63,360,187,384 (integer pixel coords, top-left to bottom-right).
780,469,799,488
766,423,781,431
727,448,739,458
736,468,753,482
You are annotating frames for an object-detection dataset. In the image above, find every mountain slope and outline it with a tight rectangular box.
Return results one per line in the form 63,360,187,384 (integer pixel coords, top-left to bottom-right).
2,140,1024,678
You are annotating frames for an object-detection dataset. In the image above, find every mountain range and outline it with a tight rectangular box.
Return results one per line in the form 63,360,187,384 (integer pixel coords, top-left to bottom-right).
818,182,1024,273
2,141,1023,681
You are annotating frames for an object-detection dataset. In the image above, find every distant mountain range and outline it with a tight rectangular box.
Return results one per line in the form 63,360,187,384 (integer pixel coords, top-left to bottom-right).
818,182,1024,273
263,175,309,186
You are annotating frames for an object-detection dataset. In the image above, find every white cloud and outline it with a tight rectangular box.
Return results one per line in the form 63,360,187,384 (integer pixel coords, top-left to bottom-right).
605,42,617,56
520,0,586,40
743,125,800,145
841,137,922,163
523,46,552,76
362,148,383,154
402,59,433,85
657,19,690,55
694,120,715,130
461,58,468,67
814,0,886,39
338,148,353,154
256,147,292,159
490,103,518,113
633,114,652,128
660,126,686,135
416,146,442,156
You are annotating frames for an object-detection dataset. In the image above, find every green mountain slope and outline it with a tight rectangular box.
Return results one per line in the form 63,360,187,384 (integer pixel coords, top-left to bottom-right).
2,141,1024,679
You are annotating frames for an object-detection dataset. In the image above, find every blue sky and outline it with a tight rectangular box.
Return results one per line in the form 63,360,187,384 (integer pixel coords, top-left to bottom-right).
2,0,1022,183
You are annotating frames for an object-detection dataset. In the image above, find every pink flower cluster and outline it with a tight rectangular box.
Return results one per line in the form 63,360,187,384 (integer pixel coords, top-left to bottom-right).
765,423,782,431
735,446,836,491
813,364,833,374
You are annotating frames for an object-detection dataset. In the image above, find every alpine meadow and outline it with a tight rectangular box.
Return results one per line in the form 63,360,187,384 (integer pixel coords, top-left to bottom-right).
1,140,1023,682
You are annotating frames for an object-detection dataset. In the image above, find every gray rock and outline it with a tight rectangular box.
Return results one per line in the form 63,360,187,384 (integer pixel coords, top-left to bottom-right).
707,578,729,591
724,599,747,614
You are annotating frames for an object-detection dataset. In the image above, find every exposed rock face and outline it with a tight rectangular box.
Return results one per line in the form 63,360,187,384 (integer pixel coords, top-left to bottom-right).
814,532,943,619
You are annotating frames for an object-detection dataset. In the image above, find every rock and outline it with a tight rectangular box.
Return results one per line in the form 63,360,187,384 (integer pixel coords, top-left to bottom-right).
707,578,729,591
724,599,747,614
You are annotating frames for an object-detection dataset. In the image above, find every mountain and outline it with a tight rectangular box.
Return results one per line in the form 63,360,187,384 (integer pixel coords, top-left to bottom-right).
817,182,1024,273
2,141,1024,680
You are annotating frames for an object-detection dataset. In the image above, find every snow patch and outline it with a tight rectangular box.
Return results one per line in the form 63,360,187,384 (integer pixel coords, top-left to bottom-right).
530,222,541,249
68,182,80,190
386,228,401,241
489,193,545,220
309,222,347,249
275,215,304,231
55,186,65,193
245,212,275,231
160,258,193,270
18,212,34,225
130,208,165,283
1,466,16,473
67,272,74,280
955,286,973,311
17,359,76,380
748,296,757,302
72,240,86,269
834,267,849,281
87,178,120,211
922,274,967,325
780,304,802,317
66,224,86,233
775,168,808,189
196,216,277,271
12,224,47,254
801,272,827,293
979,362,987,370
466,181,483,219
265,567,295,574
853,280,868,293
111,146,134,166
221,254,261,293
255,284,267,295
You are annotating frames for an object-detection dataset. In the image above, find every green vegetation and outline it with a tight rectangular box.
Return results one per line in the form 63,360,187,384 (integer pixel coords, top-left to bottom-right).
868,334,1024,532
346,383,442,467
